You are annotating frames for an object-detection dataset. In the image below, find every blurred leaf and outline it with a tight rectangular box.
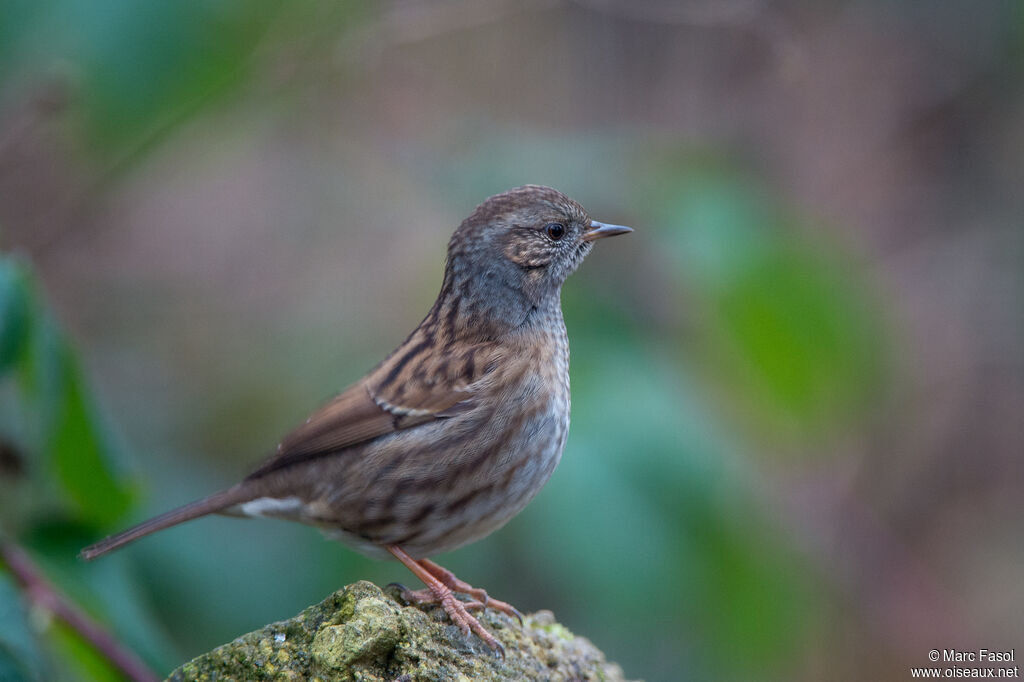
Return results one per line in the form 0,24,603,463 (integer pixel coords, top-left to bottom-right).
683,500,817,678
656,160,885,443
47,622,125,682
1,254,134,527
0,255,176,677
13,287,63,424
0,260,31,377
49,354,133,526
0,573,47,682
0,0,285,156
74,0,281,152
714,244,880,425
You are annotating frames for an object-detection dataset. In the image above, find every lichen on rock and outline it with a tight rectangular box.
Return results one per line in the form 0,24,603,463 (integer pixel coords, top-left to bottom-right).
166,580,635,681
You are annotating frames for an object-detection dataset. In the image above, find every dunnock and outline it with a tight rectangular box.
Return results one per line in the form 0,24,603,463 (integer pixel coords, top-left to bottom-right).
82,185,632,653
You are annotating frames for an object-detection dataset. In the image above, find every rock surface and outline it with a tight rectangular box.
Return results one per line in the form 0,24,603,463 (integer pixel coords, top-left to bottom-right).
166,581,635,681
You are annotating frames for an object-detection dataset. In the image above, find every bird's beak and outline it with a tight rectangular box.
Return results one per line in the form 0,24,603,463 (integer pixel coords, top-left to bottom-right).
582,220,633,242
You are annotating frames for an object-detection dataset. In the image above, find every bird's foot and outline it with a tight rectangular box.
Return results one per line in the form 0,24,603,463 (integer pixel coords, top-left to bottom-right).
398,582,503,654
416,557,523,624
387,546,517,656
390,585,483,612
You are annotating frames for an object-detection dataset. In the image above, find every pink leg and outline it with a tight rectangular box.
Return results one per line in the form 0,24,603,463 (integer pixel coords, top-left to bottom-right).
387,545,505,656
417,557,523,624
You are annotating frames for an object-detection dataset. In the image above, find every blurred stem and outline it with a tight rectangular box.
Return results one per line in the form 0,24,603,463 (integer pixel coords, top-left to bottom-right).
0,540,160,682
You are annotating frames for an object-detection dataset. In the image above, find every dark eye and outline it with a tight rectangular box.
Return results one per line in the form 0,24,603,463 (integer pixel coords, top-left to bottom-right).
545,223,566,241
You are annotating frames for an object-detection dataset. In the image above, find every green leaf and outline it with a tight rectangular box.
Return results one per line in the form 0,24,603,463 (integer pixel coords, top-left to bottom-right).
0,255,134,527
48,353,134,527
713,243,881,429
656,160,886,442
0,0,308,157
76,0,281,151
48,622,126,682
685,499,819,678
0,259,31,377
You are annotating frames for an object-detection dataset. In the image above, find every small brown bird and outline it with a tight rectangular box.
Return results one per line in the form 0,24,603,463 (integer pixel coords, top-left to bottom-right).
81,185,632,653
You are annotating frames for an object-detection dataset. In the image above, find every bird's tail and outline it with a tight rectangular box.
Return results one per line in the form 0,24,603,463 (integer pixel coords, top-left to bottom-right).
79,485,252,561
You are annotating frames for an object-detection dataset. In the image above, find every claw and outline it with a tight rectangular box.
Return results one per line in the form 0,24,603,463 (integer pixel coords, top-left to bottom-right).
387,546,520,655
505,604,525,626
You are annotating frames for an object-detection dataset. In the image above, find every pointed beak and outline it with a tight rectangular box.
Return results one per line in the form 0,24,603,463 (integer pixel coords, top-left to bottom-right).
582,220,633,242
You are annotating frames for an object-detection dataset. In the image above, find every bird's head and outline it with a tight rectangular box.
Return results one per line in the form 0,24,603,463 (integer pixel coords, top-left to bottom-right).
446,185,632,307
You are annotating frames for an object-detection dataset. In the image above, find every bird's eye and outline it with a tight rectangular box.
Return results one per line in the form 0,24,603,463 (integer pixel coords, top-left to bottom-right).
545,223,566,241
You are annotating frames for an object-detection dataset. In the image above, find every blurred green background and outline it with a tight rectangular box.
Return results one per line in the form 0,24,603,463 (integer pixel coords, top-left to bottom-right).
1,1,1022,681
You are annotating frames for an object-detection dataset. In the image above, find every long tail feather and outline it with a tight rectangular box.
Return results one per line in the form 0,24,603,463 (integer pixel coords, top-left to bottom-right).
80,485,251,560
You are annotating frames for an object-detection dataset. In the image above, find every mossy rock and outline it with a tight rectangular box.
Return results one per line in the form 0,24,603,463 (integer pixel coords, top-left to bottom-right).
167,581,636,681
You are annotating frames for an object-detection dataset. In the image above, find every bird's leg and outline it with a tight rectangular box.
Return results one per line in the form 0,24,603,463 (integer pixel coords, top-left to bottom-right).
416,558,523,624
387,545,504,655
390,556,523,623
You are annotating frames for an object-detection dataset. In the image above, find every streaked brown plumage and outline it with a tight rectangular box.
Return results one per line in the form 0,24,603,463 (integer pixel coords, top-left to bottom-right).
81,185,632,653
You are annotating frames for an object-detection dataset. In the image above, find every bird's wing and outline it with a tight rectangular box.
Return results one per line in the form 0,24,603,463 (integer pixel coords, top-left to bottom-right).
245,334,497,479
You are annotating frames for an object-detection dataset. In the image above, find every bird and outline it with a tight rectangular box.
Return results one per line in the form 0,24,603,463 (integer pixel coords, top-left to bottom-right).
81,185,632,653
